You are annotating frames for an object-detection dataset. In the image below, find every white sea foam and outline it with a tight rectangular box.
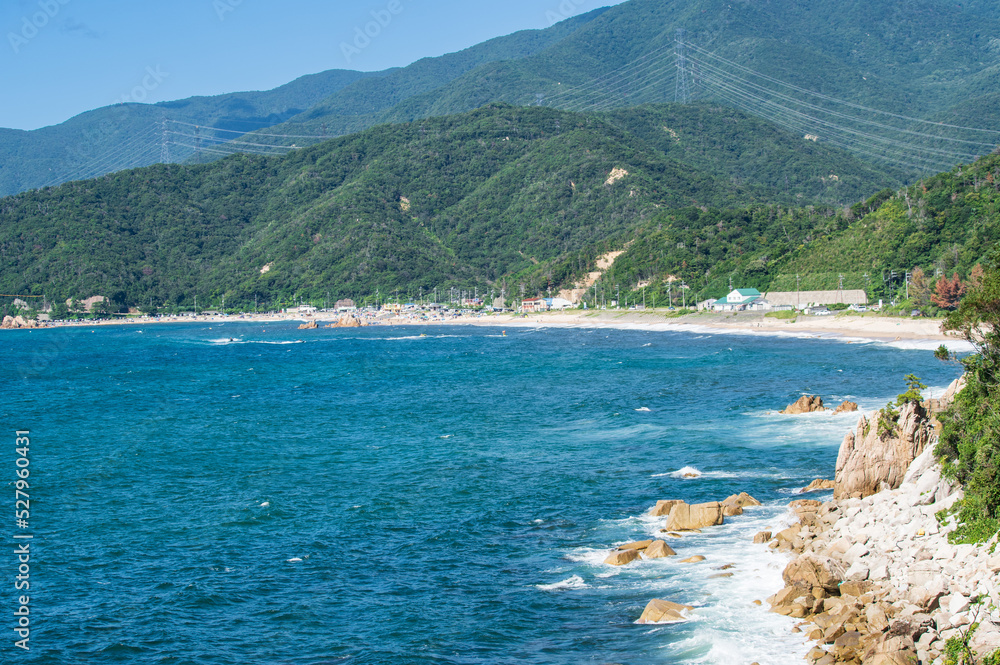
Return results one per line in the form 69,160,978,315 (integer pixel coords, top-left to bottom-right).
888,338,975,352
536,575,589,591
635,407,652,412
653,466,702,479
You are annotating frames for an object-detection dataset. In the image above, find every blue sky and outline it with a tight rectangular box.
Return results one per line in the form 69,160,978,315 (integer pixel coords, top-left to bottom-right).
1,0,626,131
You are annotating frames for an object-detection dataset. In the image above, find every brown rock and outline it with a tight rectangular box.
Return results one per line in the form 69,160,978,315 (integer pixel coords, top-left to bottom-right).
644,540,676,558
722,504,743,517
649,499,684,517
709,572,734,579
298,321,319,330
680,555,706,563
753,531,772,544
839,581,871,597
781,395,828,414
328,314,363,328
617,540,653,551
604,549,641,566
782,554,846,592
834,402,935,499
664,501,724,531
800,478,837,492
834,401,859,414
722,492,762,507
636,598,694,624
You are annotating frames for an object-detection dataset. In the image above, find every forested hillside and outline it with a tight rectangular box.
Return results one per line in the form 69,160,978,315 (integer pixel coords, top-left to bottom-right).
0,103,898,312
540,151,1000,308
7,0,1000,196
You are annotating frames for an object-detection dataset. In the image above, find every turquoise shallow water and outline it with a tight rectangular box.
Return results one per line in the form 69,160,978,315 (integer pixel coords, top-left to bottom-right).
1,323,961,664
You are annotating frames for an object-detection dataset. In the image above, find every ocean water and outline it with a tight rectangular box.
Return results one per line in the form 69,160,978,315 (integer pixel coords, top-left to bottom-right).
1,323,963,664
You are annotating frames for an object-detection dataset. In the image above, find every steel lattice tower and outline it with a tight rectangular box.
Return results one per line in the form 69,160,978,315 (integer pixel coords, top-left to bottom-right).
675,28,692,103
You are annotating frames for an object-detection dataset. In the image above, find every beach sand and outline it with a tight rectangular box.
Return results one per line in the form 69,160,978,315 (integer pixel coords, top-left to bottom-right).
38,308,964,346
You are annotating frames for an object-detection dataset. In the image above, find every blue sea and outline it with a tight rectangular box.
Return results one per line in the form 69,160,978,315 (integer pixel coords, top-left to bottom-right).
2,323,963,664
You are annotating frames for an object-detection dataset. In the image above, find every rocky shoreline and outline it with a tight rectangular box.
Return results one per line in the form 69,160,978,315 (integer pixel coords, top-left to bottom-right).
614,378,999,663
761,378,1000,665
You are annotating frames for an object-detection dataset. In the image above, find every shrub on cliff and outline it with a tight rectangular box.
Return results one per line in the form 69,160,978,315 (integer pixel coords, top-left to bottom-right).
936,250,1000,544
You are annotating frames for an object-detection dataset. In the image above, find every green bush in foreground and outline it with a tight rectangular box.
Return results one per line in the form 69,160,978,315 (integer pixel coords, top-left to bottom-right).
936,250,1000,545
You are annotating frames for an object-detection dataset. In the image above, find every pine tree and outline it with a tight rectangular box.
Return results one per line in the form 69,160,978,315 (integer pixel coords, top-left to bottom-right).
932,272,966,309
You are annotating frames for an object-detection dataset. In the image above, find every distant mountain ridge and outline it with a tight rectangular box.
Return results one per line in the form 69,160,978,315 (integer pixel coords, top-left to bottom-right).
5,0,1000,196
0,10,604,198
0,103,900,311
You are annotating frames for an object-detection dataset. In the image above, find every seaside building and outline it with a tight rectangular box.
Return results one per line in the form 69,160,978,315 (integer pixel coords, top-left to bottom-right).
522,298,548,313
335,299,357,312
711,288,771,312
544,297,575,310
764,289,867,308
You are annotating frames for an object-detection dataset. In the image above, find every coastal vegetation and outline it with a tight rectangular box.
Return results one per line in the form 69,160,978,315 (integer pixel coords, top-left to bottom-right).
936,251,1000,545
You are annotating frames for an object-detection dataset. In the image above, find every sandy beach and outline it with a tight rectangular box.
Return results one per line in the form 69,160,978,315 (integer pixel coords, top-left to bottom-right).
35,308,965,346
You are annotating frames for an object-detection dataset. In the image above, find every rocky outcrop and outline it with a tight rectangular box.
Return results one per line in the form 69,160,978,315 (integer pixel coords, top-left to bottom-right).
644,540,676,558
636,598,693,624
327,314,364,328
764,376,1000,665
649,499,684,517
604,549,641,566
782,395,828,414
1,315,41,329
665,501,725,530
834,401,935,499
801,478,836,493
834,401,858,414
297,321,319,330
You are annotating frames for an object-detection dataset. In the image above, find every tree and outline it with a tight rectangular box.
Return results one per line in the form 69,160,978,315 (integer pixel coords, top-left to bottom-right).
909,267,930,307
936,251,1000,543
969,263,985,290
932,271,966,309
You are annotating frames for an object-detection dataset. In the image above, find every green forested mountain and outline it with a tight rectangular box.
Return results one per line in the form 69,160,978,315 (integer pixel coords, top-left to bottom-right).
6,0,1000,197
253,0,1000,176
0,11,602,198
543,150,1000,308
0,103,899,311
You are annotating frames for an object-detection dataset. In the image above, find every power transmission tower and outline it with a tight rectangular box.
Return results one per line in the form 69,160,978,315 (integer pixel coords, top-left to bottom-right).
161,119,170,163
674,29,692,103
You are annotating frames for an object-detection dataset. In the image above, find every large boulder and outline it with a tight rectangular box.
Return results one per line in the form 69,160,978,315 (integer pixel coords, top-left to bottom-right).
644,540,676,558
722,492,761,507
328,314,363,328
834,401,859,413
297,321,318,330
782,554,846,592
636,598,693,624
834,402,935,499
604,549,641,566
665,501,724,530
649,499,684,517
781,395,827,414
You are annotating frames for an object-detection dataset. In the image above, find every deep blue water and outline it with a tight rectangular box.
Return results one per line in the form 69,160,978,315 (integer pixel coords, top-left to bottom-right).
1,323,962,664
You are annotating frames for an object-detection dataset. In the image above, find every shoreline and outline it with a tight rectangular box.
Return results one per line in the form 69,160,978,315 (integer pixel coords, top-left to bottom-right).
24,309,968,347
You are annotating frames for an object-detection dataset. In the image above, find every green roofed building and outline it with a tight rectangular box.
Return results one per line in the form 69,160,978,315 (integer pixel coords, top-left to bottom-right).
711,288,770,312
